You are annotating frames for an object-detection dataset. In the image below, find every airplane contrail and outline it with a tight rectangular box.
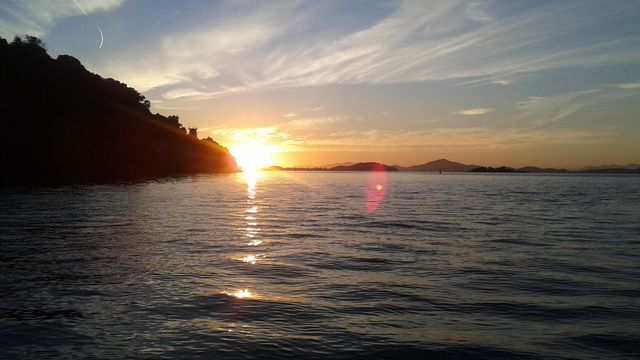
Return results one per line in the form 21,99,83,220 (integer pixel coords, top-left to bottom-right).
72,0,104,49
97,25,104,49
72,0,88,16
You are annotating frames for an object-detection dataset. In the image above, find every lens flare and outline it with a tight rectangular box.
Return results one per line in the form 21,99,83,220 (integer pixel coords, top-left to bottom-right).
366,164,389,212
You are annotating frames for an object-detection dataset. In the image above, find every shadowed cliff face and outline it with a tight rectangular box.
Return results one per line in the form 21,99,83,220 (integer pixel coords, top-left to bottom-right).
0,36,238,185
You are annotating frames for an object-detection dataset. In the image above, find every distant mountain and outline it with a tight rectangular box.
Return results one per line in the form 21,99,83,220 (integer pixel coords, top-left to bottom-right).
399,159,479,172
329,162,399,171
1,36,237,185
517,166,570,173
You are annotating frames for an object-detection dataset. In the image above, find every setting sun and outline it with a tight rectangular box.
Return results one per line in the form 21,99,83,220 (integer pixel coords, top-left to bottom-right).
230,143,277,171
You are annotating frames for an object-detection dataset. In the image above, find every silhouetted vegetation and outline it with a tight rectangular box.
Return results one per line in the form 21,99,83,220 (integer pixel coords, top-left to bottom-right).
0,36,237,185
516,166,570,173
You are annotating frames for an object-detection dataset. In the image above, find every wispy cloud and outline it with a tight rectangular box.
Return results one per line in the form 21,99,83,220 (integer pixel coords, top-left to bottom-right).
284,116,348,131
290,127,609,151
208,110,611,154
491,79,512,86
163,88,212,100
512,89,607,126
211,126,288,144
610,82,640,90
454,108,493,115
208,115,352,148
253,0,640,88
88,0,640,98
303,106,324,112
0,0,124,38
98,1,298,92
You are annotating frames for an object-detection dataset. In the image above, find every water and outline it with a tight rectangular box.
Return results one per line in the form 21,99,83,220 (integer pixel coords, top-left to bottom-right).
1,172,639,359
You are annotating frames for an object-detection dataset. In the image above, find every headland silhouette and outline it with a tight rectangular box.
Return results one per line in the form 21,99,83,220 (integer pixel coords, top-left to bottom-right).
0,36,237,186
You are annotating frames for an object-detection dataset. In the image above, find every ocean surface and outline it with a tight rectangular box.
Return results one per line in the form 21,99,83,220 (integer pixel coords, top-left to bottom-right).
1,172,638,359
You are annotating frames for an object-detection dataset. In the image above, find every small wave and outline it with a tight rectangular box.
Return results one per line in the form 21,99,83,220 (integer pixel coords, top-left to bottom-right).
0,307,83,321
564,333,640,358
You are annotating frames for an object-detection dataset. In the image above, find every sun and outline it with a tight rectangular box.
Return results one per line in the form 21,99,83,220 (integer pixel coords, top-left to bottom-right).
230,143,276,170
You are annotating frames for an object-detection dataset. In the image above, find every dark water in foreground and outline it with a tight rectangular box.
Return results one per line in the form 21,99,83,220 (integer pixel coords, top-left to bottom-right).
1,172,639,359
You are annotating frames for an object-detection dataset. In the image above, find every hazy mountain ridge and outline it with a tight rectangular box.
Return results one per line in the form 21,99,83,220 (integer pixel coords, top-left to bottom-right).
268,160,639,173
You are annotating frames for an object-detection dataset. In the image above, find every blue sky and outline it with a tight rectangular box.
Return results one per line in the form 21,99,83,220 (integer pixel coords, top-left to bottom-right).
1,0,639,168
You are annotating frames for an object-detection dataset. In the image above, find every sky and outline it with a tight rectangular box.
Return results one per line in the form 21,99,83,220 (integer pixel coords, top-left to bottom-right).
1,0,639,168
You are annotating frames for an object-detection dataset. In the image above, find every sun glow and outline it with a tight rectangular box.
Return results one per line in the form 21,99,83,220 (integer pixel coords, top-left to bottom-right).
230,143,277,170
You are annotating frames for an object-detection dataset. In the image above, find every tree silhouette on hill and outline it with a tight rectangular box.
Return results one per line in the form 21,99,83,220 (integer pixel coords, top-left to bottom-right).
0,36,237,185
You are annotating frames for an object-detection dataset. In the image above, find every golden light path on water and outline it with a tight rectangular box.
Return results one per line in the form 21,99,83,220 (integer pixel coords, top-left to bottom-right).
229,169,263,299
225,166,388,300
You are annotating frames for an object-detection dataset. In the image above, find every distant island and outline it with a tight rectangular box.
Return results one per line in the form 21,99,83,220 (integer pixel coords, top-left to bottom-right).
331,162,399,171
266,159,640,174
469,166,522,173
0,36,237,185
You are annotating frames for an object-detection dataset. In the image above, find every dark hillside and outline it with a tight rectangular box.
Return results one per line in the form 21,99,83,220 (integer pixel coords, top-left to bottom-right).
0,36,237,185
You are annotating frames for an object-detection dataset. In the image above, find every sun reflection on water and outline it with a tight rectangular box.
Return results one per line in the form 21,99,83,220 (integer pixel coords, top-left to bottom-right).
232,289,253,299
241,255,257,264
226,170,266,303
243,169,260,194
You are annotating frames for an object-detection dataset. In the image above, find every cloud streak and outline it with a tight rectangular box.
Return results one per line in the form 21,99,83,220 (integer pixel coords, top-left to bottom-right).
454,108,493,115
509,88,640,128
610,82,640,90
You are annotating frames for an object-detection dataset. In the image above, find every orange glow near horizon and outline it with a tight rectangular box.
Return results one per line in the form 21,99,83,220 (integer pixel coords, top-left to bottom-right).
230,142,279,170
